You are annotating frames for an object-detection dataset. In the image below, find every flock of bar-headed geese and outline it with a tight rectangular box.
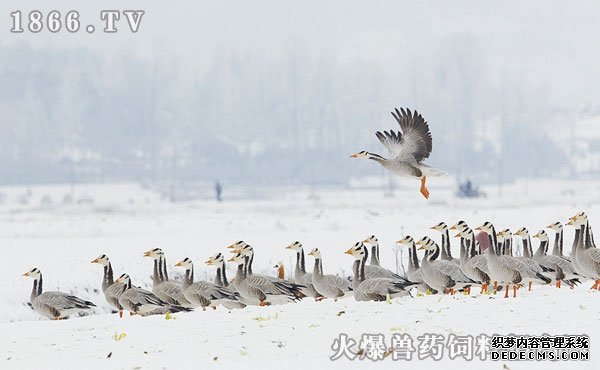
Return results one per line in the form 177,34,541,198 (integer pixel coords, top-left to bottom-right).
22,211,599,320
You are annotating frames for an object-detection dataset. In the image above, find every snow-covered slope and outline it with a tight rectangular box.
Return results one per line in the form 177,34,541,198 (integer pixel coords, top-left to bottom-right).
1,180,599,369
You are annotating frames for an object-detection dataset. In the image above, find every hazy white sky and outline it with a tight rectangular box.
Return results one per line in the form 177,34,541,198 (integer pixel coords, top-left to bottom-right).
2,0,600,104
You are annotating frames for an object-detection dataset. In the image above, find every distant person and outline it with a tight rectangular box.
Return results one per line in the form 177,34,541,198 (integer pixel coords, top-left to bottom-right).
215,181,222,202
465,179,473,194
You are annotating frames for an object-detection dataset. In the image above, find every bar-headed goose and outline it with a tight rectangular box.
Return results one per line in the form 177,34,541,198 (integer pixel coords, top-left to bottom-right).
568,212,600,290
565,216,589,280
350,107,445,199
475,222,551,298
498,229,514,256
532,230,580,289
415,237,475,294
362,235,381,266
231,243,305,303
206,253,247,309
143,248,192,307
453,227,490,294
513,227,555,290
345,243,414,301
23,268,96,320
546,222,570,261
91,254,127,317
227,253,302,306
285,241,322,299
174,257,239,310
395,236,437,294
307,248,353,301
339,240,411,282
430,222,460,265
114,274,191,316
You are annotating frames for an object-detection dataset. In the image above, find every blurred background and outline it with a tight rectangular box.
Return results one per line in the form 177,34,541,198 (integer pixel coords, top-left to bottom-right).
0,0,599,201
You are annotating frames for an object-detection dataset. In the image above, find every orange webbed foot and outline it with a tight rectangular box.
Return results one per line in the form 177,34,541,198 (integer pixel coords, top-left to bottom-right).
419,177,430,199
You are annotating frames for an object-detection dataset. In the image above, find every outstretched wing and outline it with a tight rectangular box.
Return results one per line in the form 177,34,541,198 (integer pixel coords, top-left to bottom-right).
376,108,433,162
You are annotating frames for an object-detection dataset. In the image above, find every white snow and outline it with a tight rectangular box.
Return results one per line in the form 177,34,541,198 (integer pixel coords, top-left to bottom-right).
1,179,599,369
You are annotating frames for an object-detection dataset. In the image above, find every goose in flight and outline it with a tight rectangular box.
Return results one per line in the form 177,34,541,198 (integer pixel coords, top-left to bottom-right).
351,108,445,199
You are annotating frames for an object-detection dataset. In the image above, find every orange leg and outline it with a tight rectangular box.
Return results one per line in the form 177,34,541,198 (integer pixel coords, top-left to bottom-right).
528,281,532,291
493,281,498,293
259,300,270,306
420,177,430,199
591,280,600,290
504,284,509,298
513,284,518,298
119,310,123,318
556,280,561,289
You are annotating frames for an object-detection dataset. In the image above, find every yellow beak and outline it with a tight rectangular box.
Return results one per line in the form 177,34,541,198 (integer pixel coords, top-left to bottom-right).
344,248,354,255
174,261,183,267
227,244,237,249
227,256,236,262
143,250,152,257
90,258,99,264
231,249,241,254
566,220,574,226
474,226,482,231
22,272,30,277
449,225,457,230
350,153,359,158
308,251,315,256
417,246,426,250
453,233,461,238
205,259,213,265
362,238,369,243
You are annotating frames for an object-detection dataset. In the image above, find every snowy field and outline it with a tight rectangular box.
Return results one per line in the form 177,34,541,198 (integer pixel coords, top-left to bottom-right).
1,178,599,369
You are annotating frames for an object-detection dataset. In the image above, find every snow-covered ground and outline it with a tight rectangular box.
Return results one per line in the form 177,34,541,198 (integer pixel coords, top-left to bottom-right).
1,179,599,369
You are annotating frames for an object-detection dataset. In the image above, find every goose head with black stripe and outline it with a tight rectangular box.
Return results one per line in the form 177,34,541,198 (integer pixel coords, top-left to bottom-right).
143,247,168,285
514,227,534,258
285,241,308,275
430,222,455,262
546,221,566,258
395,236,420,270
345,242,368,285
415,236,441,262
206,252,228,287
230,243,255,274
361,235,381,266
